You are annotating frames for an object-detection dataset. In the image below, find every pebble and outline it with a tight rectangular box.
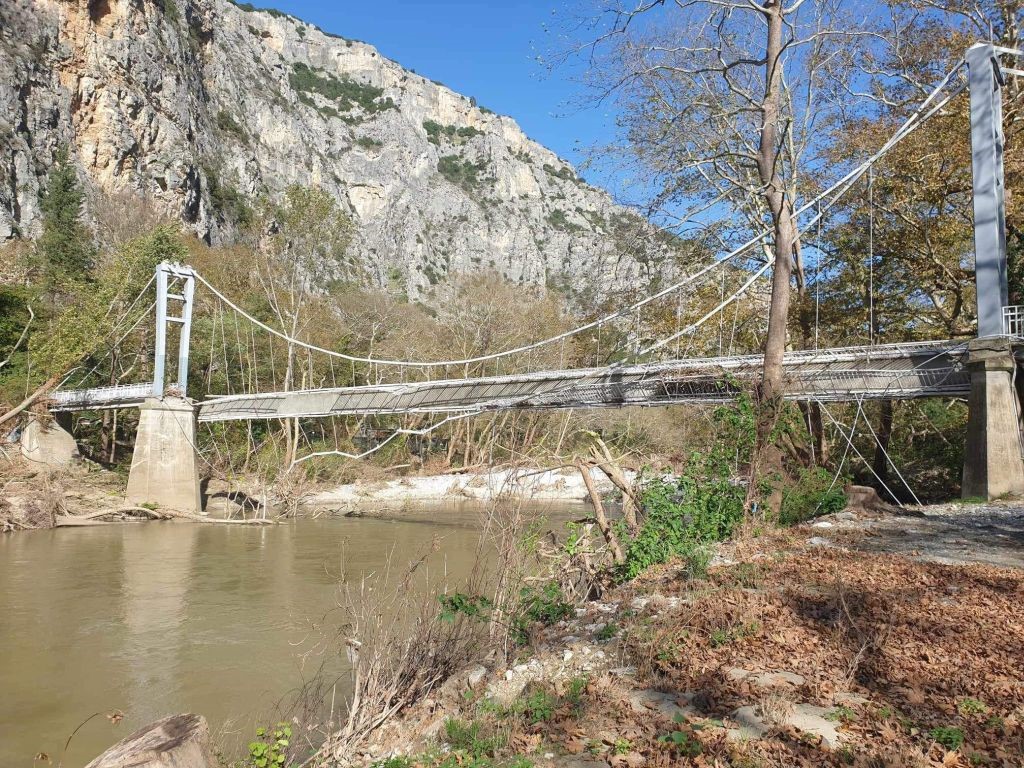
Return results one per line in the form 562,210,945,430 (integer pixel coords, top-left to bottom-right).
812,521,834,528
562,650,574,662
807,536,834,547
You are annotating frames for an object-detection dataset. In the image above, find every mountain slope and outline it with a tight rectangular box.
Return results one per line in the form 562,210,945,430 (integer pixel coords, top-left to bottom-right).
0,0,679,299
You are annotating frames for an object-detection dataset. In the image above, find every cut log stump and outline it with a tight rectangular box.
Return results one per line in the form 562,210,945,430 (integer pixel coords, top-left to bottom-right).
85,713,215,768
843,484,924,517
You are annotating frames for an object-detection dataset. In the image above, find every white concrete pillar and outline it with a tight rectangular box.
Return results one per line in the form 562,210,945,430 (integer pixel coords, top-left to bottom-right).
20,413,80,466
962,338,1024,499
126,398,202,513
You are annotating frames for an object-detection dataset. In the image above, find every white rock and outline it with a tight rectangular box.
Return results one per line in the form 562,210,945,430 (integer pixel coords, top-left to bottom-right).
466,666,487,687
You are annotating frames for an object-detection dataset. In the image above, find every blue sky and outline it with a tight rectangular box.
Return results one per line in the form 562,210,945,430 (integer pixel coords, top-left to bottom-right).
264,1,612,171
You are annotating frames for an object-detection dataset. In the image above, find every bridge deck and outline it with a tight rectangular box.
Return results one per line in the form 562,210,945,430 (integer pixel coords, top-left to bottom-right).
194,341,970,422
48,341,971,420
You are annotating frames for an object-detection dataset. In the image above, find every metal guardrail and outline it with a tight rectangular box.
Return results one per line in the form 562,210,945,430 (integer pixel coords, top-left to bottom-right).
49,383,154,411
1003,305,1024,337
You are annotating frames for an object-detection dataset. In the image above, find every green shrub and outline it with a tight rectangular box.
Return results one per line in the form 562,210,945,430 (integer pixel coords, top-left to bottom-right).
624,472,744,580
546,209,582,233
542,163,577,182
511,582,573,643
244,722,291,768
216,110,247,142
779,466,846,525
438,592,493,623
203,164,253,227
423,120,483,145
522,689,556,723
355,136,383,150
289,63,396,116
437,155,488,190
930,726,965,751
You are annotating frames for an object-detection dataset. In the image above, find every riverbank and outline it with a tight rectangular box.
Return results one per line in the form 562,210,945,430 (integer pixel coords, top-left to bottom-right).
307,466,633,513
330,505,1024,768
1,455,618,533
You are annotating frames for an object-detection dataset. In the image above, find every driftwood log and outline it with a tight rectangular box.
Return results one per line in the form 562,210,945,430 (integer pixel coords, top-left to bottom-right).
84,713,215,768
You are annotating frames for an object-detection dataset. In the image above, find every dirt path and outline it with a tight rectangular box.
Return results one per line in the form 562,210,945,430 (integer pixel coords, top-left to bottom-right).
810,502,1024,570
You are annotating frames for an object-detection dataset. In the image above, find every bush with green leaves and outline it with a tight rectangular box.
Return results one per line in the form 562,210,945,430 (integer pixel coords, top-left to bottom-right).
623,469,744,580
437,155,489,190
930,725,965,751
244,722,291,768
289,63,396,116
511,582,573,643
443,718,506,757
423,120,484,145
778,466,847,525
38,147,95,284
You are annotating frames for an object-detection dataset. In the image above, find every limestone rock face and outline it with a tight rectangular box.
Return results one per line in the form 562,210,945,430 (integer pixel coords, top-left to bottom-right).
0,0,680,301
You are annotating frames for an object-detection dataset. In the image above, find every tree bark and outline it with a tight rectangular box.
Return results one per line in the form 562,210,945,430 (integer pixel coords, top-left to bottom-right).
750,0,799,514
577,461,625,564
872,399,895,493
0,374,62,428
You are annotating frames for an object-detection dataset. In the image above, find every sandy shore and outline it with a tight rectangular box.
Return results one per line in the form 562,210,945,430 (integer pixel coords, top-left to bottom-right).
306,466,634,509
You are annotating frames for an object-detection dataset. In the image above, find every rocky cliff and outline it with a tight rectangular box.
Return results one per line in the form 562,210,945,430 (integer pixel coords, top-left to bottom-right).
0,0,680,299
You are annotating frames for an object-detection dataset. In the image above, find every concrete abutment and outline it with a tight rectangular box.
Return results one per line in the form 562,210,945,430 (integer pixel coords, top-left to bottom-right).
961,338,1024,500
126,397,202,514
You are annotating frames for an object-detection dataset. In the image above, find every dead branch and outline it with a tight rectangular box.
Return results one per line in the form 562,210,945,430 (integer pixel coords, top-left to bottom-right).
587,436,639,533
577,460,625,565
0,374,62,428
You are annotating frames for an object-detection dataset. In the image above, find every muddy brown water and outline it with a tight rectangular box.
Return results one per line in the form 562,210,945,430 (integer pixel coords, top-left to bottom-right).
0,503,579,767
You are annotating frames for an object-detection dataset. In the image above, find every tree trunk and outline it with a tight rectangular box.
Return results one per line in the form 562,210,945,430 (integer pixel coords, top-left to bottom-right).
872,399,895,493
750,0,798,515
577,461,625,564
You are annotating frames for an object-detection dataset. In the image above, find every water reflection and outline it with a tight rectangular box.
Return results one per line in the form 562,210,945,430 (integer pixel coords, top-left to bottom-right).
0,503,574,766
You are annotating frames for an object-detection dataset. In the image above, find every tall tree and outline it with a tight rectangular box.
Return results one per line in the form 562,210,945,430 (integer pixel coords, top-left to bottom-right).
38,148,95,285
254,185,354,464
562,0,863,510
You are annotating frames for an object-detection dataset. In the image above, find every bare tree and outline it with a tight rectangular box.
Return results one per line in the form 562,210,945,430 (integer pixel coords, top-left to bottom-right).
253,186,354,464
557,0,865,509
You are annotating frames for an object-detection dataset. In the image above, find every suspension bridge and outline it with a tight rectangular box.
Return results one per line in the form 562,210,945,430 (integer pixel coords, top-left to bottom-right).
27,43,1024,513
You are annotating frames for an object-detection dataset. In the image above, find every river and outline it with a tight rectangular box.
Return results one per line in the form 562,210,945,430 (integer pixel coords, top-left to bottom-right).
0,503,577,767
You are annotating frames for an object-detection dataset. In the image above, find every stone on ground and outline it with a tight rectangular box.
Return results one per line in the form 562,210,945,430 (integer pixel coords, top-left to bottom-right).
727,703,842,748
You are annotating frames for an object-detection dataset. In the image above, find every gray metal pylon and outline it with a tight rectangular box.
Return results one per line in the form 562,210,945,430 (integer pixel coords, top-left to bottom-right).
152,261,196,398
967,43,1009,337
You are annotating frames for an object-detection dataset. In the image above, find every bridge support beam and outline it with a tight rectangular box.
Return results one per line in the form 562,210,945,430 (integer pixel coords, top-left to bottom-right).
126,397,202,514
962,338,1024,500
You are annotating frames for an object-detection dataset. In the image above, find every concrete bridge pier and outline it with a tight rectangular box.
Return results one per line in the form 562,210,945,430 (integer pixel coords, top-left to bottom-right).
962,338,1024,500
126,397,202,514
